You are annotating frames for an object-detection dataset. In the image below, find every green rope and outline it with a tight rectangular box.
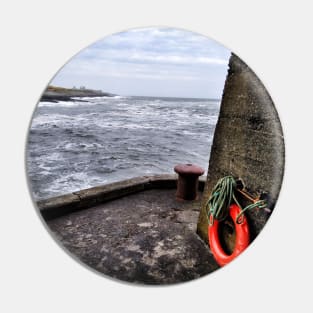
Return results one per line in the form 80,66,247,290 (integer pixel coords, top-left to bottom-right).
235,199,267,224
205,176,267,225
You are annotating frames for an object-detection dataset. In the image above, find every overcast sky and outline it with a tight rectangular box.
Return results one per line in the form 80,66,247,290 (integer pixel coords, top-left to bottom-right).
52,27,231,99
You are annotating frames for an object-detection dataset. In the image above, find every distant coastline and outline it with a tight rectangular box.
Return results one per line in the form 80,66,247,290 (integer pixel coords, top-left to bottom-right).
40,85,116,102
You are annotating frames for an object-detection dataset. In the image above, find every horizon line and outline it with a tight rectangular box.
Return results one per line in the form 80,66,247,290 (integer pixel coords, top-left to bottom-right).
47,84,221,101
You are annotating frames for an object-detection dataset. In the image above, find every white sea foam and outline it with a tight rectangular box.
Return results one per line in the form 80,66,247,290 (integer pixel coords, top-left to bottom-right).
37,101,58,107
61,142,103,151
43,172,107,197
72,95,126,101
30,113,90,129
38,100,97,108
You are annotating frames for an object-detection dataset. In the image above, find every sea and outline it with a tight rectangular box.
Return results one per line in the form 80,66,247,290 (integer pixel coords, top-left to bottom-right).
27,96,220,200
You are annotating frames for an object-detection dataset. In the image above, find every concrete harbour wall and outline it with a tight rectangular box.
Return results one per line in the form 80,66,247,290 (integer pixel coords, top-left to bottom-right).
197,53,285,245
38,174,206,220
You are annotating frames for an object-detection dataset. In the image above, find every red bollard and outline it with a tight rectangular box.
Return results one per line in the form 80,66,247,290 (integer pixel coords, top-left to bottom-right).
174,164,205,201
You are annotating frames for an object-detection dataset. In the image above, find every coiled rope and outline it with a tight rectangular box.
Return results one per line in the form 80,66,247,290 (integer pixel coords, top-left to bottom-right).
205,176,267,224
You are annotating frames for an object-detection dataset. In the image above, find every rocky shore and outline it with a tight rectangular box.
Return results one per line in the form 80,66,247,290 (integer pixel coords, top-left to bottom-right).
40,85,116,102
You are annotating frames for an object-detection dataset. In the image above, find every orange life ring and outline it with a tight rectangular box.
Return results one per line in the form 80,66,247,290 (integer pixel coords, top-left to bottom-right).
208,204,249,266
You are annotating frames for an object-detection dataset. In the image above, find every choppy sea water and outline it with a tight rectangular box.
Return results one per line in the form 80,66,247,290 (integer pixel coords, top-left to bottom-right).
27,96,220,200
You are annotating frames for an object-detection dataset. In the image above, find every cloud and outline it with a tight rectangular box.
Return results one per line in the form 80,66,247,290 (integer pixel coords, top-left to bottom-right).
52,27,231,98
114,52,228,66
77,27,230,64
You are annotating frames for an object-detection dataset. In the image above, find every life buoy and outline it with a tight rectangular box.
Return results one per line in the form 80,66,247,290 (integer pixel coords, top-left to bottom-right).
208,204,249,266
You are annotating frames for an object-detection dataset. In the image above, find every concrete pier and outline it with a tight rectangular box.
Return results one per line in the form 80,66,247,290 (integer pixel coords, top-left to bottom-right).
39,175,218,284
197,53,285,246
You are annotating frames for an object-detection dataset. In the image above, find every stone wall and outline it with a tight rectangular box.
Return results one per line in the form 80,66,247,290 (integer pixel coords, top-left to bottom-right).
197,53,285,245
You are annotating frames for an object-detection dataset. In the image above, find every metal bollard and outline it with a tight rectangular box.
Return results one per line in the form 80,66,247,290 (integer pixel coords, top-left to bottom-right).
174,163,205,201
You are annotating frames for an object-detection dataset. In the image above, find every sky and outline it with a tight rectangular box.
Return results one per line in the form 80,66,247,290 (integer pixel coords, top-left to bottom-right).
51,27,231,99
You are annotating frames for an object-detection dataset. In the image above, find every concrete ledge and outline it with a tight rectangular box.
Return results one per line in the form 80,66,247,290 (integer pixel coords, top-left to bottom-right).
37,174,206,220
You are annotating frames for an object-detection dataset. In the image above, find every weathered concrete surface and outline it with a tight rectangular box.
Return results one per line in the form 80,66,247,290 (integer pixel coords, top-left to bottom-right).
47,189,219,285
197,54,285,247
38,174,206,220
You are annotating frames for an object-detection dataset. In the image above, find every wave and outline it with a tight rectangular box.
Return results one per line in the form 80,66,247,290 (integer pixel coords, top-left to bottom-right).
28,95,219,200
30,113,89,129
37,100,96,108
38,95,127,108
72,95,126,101
111,95,126,99
39,172,107,199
